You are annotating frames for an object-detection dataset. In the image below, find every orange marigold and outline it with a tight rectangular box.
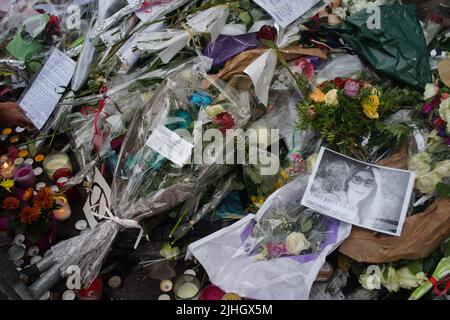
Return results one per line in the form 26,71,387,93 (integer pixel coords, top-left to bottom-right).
19,206,42,224
33,187,53,209
2,197,19,210
23,188,33,201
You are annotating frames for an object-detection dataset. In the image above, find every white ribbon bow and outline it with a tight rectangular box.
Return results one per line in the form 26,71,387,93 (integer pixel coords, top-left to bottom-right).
91,206,144,249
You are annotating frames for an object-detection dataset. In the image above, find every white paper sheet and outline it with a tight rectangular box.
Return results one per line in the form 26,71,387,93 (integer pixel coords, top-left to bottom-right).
83,168,112,229
19,49,75,130
146,125,193,166
253,0,319,28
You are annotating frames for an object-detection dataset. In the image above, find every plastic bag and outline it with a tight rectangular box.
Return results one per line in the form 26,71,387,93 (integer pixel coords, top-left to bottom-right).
327,4,432,89
315,53,366,84
187,175,351,300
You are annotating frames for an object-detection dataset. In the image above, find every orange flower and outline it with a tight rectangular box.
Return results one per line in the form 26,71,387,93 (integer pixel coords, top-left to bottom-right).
19,206,41,224
2,197,19,210
33,187,53,209
23,188,33,201
309,88,326,103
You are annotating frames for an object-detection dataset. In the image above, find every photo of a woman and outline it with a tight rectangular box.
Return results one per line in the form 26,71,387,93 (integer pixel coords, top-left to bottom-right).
303,148,415,236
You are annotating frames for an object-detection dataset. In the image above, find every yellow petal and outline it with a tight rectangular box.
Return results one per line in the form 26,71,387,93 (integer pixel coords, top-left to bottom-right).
310,88,326,102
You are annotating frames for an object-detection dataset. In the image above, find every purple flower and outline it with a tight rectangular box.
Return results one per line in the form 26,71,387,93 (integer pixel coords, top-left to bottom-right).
344,80,361,98
423,103,435,114
444,137,450,146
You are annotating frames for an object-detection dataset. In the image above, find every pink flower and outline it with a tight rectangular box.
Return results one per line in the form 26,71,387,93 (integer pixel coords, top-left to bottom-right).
7,146,18,159
292,58,314,80
307,107,316,119
442,93,450,100
344,80,361,98
267,242,287,258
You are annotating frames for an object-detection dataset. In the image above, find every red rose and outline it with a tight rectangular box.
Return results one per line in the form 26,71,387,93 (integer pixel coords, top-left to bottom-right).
257,25,277,42
331,77,346,89
214,112,235,133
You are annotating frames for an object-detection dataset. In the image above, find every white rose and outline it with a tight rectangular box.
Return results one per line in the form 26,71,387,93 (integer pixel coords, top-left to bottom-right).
205,104,224,118
416,172,442,194
439,97,450,132
325,89,339,106
434,160,450,178
359,265,382,291
397,267,422,290
381,266,400,293
408,152,432,177
285,232,311,255
424,83,439,100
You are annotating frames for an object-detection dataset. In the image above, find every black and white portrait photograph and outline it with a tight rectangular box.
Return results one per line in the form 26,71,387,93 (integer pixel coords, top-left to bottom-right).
301,148,416,236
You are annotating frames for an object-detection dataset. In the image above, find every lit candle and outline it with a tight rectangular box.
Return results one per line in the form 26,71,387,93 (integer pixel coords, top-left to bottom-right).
53,195,71,221
9,135,19,144
2,128,12,136
18,150,29,158
0,156,16,179
14,165,36,188
34,154,45,163
43,153,72,181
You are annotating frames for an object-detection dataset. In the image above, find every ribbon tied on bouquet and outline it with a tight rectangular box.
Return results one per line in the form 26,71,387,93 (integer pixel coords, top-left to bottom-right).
91,206,144,250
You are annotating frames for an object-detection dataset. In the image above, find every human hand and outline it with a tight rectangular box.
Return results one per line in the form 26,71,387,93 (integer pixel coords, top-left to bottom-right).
0,102,35,129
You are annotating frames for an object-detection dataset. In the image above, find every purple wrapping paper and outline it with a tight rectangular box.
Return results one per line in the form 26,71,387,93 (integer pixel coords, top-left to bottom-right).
203,33,260,67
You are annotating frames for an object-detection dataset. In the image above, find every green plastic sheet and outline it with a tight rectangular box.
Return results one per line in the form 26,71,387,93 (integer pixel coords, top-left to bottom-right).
328,4,432,90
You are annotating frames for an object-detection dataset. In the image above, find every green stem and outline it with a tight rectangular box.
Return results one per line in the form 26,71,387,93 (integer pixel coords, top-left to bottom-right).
17,127,74,148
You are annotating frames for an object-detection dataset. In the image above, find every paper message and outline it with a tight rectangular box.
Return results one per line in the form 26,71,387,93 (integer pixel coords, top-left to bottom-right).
83,168,112,229
19,48,75,130
253,0,319,28
146,125,193,166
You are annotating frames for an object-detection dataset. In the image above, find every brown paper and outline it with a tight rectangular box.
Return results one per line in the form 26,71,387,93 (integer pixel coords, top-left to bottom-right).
438,59,450,89
339,198,450,263
207,46,327,85
376,143,409,170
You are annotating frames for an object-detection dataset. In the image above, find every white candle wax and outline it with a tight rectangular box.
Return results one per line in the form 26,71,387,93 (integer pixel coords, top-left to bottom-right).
176,282,199,299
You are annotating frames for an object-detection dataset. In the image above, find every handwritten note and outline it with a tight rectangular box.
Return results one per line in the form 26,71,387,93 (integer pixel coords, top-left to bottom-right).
19,48,75,130
146,125,193,166
253,0,319,28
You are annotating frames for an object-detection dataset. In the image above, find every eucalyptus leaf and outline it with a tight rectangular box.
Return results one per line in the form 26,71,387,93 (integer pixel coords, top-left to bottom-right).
407,260,423,275
300,218,313,233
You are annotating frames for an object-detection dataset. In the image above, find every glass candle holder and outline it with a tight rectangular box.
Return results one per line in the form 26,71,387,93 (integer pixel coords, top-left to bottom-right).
0,155,16,179
43,152,72,181
53,194,71,221
174,274,201,300
14,165,36,188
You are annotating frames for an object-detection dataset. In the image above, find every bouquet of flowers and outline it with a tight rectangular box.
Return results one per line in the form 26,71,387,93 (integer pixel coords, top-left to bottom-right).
235,175,343,262
297,77,422,160
1,186,58,243
422,82,450,146
49,57,251,288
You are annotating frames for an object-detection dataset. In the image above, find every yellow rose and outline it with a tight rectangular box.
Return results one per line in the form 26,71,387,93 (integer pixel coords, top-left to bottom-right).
310,88,326,102
324,89,339,106
362,95,380,119
205,104,224,118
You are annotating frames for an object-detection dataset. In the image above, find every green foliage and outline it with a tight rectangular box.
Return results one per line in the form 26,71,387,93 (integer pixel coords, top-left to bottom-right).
297,81,419,160
436,182,450,198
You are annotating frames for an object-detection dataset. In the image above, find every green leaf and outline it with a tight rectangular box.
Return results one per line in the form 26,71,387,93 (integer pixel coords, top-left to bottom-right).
442,238,450,257
240,0,251,10
250,8,263,21
229,1,240,8
436,182,450,198
407,260,423,275
300,219,313,233
238,11,252,25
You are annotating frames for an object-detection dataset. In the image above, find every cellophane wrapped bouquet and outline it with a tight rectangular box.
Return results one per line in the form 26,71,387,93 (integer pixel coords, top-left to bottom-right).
50,57,251,287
